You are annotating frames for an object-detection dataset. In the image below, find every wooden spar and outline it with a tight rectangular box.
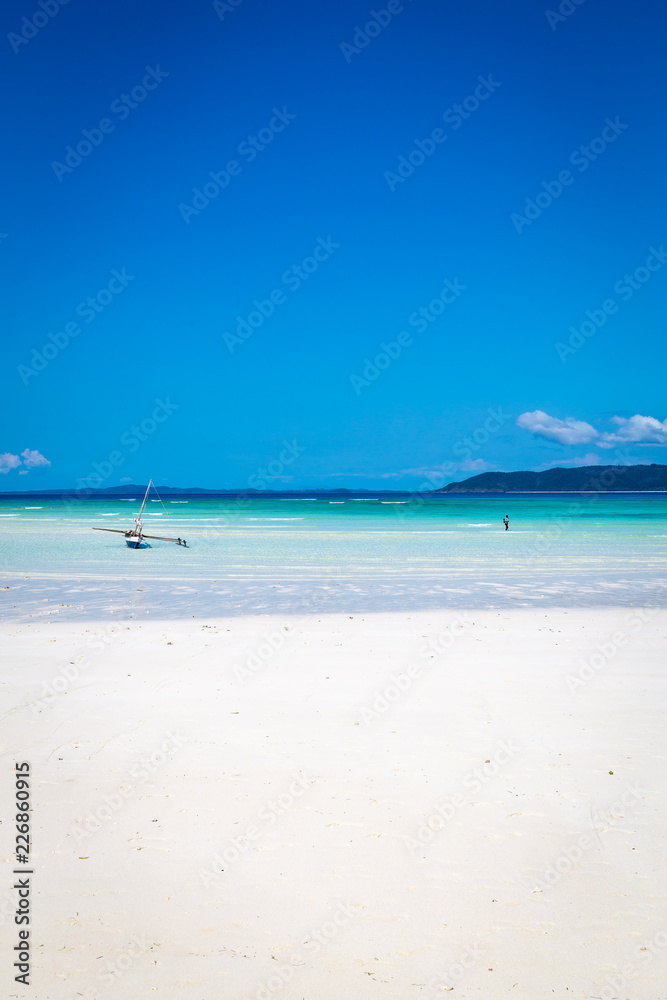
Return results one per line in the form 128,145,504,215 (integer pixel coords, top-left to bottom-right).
92,527,133,534
92,527,184,543
140,533,185,543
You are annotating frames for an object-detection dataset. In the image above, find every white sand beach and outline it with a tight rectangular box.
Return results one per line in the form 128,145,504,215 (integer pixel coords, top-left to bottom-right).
2,607,666,999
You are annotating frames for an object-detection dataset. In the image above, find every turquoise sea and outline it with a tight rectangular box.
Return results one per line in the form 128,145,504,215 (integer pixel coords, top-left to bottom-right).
1,495,665,620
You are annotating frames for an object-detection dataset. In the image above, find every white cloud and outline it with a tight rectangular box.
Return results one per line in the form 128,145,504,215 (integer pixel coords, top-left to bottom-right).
0,452,21,474
516,410,599,445
598,414,667,448
316,472,371,478
378,460,494,481
539,453,602,469
458,458,493,473
18,470,28,476
21,448,51,468
0,448,51,474
518,410,667,451
378,468,431,479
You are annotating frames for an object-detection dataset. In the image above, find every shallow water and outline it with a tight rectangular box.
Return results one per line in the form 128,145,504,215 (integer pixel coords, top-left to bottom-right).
1,494,665,619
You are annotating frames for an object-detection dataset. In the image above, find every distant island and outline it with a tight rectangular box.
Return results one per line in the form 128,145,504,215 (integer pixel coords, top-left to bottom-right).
437,463,667,493
0,485,410,499
1,464,666,498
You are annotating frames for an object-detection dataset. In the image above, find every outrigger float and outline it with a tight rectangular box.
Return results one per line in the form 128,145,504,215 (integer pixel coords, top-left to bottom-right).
92,480,188,549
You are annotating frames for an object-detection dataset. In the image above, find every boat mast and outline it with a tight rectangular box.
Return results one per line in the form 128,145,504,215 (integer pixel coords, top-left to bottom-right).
137,479,152,520
132,479,152,535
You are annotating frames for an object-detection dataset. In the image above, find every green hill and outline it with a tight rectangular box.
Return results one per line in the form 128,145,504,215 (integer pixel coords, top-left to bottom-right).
437,464,667,492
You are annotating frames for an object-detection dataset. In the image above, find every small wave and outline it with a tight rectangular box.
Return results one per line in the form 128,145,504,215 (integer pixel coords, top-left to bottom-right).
245,516,304,521
170,501,188,503
24,506,43,509
100,513,120,516
468,523,492,526
381,501,406,504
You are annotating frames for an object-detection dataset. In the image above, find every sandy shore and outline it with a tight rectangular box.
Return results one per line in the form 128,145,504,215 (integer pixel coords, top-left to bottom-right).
1,608,666,999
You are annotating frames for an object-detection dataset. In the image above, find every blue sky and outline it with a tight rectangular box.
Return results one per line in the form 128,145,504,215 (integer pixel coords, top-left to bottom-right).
2,0,666,490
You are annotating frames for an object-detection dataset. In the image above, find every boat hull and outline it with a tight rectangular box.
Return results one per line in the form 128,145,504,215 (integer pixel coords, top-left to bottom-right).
125,536,144,549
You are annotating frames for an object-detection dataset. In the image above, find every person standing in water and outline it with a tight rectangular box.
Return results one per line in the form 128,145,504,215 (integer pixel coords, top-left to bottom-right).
503,514,509,531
